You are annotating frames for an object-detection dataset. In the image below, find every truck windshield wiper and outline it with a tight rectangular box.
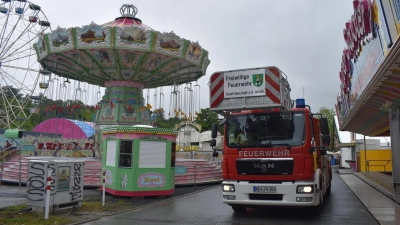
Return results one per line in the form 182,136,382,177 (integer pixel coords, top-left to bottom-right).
259,142,291,149
272,143,292,149
259,141,273,147
272,143,291,146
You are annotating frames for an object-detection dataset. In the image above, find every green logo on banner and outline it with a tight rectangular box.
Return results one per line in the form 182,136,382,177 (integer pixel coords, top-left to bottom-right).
252,74,263,87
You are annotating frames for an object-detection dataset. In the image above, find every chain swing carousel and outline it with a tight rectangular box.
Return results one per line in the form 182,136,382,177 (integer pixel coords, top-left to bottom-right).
34,4,210,196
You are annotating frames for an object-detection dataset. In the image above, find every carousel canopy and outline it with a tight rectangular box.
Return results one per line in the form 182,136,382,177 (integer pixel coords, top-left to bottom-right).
32,118,95,139
34,4,210,88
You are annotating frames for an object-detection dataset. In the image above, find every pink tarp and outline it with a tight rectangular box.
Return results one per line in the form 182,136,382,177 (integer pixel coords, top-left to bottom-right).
32,118,88,139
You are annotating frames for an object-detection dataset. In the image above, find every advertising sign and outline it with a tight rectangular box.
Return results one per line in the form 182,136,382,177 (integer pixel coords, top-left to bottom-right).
373,0,396,56
390,0,400,34
137,172,166,188
105,170,113,185
57,166,70,191
223,69,266,98
350,29,384,107
175,166,187,175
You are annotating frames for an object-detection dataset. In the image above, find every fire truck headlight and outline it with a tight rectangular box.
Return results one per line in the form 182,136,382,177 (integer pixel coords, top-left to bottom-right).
222,184,235,192
297,185,314,193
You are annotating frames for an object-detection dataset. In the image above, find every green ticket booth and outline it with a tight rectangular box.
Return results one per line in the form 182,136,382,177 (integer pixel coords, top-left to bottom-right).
101,126,176,196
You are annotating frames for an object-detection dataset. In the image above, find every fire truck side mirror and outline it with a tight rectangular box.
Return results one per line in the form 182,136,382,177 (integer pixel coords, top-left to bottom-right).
322,135,330,144
211,123,218,138
210,139,216,147
319,118,330,136
213,151,219,157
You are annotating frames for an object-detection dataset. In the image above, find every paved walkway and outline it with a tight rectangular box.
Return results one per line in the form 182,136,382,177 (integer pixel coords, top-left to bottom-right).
0,184,27,208
336,167,400,225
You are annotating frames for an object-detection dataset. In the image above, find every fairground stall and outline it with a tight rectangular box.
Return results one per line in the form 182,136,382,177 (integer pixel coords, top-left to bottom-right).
101,125,176,196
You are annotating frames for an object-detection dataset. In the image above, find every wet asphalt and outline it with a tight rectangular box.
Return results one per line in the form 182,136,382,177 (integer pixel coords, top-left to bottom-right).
82,170,379,225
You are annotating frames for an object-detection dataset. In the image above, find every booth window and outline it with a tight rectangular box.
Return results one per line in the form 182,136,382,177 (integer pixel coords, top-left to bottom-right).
119,140,133,168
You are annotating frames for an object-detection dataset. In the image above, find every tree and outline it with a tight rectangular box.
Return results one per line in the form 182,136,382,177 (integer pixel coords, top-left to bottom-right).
153,109,183,129
318,107,336,151
195,108,222,133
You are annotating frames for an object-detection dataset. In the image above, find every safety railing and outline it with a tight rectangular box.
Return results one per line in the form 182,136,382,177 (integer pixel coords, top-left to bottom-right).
366,160,391,172
176,151,223,166
0,146,19,182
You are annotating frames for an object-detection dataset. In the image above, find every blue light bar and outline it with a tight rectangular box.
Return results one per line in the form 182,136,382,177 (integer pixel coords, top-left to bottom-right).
296,98,305,108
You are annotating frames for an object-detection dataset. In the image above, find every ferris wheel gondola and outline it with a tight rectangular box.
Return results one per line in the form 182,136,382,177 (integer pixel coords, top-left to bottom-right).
0,0,51,129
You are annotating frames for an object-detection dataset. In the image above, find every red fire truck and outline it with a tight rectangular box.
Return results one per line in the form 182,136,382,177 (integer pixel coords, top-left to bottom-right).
209,66,332,213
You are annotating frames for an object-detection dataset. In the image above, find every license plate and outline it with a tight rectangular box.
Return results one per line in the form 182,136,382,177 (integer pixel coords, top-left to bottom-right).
253,186,276,193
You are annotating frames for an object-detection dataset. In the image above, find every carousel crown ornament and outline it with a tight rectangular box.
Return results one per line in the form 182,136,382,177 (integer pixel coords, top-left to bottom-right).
119,4,138,18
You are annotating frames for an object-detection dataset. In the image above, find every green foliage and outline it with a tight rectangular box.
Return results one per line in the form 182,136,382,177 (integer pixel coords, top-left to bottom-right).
152,108,222,134
21,96,98,130
0,86,31,129
195,108,223,133
318,107,336,150
153,108,182,129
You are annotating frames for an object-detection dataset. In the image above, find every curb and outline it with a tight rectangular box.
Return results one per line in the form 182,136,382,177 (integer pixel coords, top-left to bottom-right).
68,184,220,225
353,173,400,205
68,216,101,225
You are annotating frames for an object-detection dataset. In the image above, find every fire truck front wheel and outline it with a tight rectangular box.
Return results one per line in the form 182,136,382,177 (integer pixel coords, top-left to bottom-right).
231,205,247,213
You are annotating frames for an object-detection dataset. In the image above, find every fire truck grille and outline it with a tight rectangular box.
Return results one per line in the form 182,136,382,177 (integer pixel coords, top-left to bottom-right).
236,159,294,175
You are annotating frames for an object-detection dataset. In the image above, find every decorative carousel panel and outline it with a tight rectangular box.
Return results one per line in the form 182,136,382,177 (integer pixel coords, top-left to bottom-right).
118,50,148,80
103,69,119,80
91,68,112,81
47,26,74,53
41,56,76,76
167,66,201,81
87,49,115,67
184,42,204,66
201,55,210,74
34,35,49,61
119,104,138,122
75,22,112,49
143,53,176,75
133,71,150,82
100,103,117,122
44,50,77,72
119,50,142,66
154,31,187,58
159,59,181,75
120,68,138,80
114,26,154,51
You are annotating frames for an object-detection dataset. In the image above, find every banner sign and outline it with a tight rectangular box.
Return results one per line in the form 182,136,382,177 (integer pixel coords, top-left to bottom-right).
223,69,265,98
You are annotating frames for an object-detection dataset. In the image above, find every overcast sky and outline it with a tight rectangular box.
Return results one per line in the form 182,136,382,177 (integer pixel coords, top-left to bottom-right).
32,0,354,113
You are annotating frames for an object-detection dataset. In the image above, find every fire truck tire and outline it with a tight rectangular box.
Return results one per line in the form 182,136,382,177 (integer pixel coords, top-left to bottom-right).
232,206,247,213
325,183,331,197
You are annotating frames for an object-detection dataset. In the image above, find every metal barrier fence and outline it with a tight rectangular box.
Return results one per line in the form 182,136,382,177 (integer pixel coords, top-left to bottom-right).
176,151,223,165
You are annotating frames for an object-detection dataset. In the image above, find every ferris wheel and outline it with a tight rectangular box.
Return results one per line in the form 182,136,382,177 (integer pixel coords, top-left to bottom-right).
0,1,51,129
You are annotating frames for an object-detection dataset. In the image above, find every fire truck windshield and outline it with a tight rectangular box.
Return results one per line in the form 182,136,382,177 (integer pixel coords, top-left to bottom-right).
226,112,305,148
